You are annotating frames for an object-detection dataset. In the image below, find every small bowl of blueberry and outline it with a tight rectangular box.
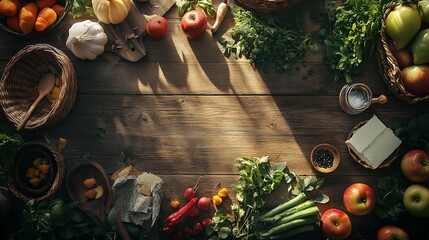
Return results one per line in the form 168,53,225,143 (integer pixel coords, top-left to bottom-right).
310,143,340,173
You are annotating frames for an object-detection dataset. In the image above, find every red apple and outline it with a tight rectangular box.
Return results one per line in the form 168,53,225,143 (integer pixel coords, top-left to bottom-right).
320,208,352,240
376,225,409,240
343,183,375,216
401,149,429,182
390,46,413,68
180,10,207,39
401,65,429,95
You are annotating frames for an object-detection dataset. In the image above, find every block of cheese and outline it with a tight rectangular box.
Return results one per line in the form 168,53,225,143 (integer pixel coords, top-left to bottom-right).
346,115,402,169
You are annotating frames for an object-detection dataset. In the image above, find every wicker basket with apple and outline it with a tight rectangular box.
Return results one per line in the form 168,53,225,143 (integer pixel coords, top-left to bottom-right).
377,2,429,104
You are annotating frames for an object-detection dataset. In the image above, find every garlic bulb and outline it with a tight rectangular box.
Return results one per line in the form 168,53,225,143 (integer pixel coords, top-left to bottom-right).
66,20,108,60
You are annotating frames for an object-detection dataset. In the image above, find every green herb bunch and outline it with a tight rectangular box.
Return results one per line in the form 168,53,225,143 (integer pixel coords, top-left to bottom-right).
68,0,94,18
220,7,318,73
9,199,121,240
314,0,391,83
0,128,23,179
224,156,327,239
376,177,407,221
393,113,429,152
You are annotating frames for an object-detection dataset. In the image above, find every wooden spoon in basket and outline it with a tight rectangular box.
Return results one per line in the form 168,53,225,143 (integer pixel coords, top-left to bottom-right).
17,72,55,131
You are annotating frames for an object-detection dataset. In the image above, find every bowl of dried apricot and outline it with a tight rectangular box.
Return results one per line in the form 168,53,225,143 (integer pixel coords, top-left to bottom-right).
0,0,69,36
8,141,64,202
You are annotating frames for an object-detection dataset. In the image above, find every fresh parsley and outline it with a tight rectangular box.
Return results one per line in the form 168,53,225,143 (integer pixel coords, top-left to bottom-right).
393,113,429,152
220,7,319,73
313,0,391,83
0,129,23,179
376,176,407,221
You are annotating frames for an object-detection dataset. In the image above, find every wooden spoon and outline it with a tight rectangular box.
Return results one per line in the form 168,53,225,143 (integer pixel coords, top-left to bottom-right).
17,72,55,131
66,162,131,240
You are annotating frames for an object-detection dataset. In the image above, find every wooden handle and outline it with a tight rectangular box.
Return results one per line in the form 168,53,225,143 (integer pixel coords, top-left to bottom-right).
17,94,44,131
371,94,388,104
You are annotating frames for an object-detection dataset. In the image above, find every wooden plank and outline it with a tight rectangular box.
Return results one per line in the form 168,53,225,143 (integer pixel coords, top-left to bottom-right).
18,95,427,178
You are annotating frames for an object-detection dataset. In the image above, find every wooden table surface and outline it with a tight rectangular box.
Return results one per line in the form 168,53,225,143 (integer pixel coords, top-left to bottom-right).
1,0,429,239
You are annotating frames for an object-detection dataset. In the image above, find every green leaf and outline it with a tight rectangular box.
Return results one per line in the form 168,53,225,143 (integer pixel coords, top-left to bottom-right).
313,193,330,204
219,227,231,239
97,128,106,138
107,207,117,226
408,117,418,130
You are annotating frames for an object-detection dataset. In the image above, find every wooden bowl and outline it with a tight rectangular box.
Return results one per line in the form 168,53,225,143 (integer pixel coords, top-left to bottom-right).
8,141,64,202
66,162,113,218
0,0,69,37
346,121,399,169
310,143,340,173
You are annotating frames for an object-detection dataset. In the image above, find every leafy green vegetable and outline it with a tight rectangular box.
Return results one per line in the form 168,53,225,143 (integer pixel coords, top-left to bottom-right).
220,7,318,73
229,156,327,239
9,199,122,240
206,209,233,239
376,176,407,221
313,0,391,83
0,128,23,179
393,113,429,152
67,0,94,18
97,127,106,138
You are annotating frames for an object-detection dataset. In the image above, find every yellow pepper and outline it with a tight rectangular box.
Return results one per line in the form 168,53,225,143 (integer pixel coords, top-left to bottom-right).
170,199,180,208
217,187,228,198
212,195,222,206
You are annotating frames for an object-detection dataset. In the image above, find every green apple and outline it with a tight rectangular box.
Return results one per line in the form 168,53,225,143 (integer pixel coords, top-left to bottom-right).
403,184,429,218
386,5,421,50
418,0,429,23
411,29,429,64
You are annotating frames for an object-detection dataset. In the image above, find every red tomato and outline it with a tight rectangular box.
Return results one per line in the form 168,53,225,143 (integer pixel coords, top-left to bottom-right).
146,16,168,39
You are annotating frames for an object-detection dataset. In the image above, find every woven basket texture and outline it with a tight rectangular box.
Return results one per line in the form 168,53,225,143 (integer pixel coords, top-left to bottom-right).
377,2,429,104
235,0,302,13
8,141,65,202
0,44,77,129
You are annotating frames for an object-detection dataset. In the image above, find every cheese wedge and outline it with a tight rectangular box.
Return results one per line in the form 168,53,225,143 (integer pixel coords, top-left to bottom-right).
346,115,401,169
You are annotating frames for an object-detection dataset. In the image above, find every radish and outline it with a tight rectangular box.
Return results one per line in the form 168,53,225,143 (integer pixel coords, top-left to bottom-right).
192,222,203,235
201,217,212,228
186,205,200,219
184,176,201,201
197,196,211,211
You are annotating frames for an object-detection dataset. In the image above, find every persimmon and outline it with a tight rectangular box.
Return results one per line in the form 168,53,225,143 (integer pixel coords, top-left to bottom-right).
6,14,20,32
19,2,38,34
0,0,21,17
35,7,57,32
35,0,57,9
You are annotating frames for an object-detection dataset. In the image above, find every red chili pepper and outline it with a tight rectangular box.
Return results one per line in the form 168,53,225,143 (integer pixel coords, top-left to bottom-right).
167,197,198,226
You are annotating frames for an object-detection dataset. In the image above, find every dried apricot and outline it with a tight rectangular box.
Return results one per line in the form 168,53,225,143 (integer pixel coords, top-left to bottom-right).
83,178,97,189
94,186,104,199
84,189,97,199
29,177,42,187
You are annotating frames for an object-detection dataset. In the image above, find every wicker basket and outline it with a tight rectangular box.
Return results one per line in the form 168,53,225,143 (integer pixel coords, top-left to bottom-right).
377,2,429,104
234,0,302,13
8,141,65,202
0,44,77,130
